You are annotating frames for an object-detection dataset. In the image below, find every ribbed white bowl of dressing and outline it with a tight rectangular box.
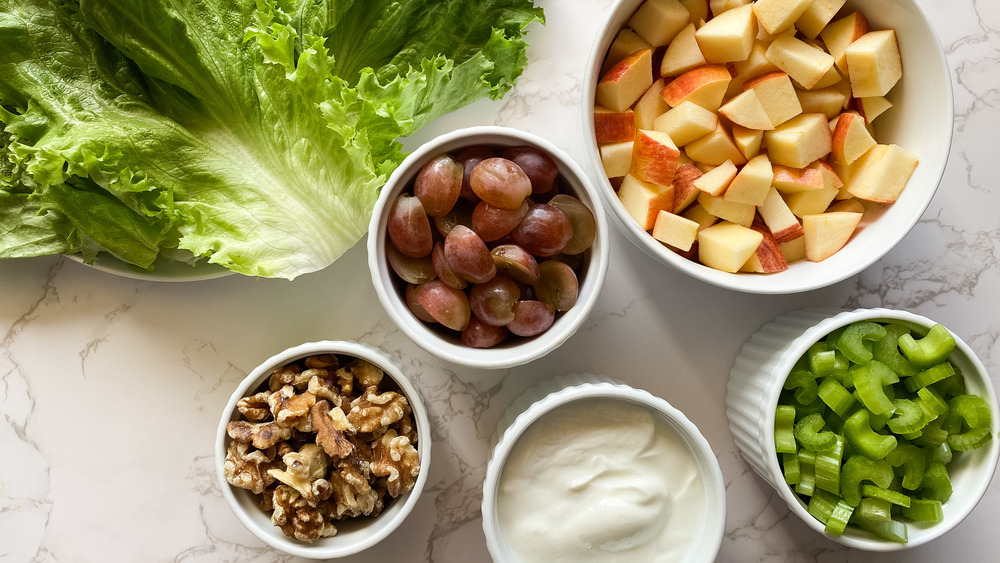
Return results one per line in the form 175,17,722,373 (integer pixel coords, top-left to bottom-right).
482,374,726,563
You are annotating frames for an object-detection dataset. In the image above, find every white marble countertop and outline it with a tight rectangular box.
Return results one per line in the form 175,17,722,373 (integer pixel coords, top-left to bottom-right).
3,1,999,561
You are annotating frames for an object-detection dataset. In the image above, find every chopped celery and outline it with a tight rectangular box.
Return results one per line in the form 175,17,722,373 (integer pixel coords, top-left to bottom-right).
809,343,838,377
775,405,797,454
783,452,801,485
948,426,993,451
902,499,943,523
886,443,926,490
844,410,897,460
835,321,887,365
796,450,817,496
948,395,992,429
795,413,837,452
872,324,920,377
850,498,908,543
852,361,899,416
919,461,953,502
898,324,956,368
815,435,844,495
818,377,857,419
913,416,950,448
825,500,854,536
861,484,911,507
916,387,949,419
784,369,819,405
887,399,926,435
904,362,956,393
932,442,953,465
841,455,894,506
808,489,840,524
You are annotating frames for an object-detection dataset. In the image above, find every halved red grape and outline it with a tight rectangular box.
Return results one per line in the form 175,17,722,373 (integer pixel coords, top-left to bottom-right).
406,284,436,323
547,194,596,255
470,157,532,210
502,146,558,194
415,280,471,331
511,203,573,257
457,146,495,202
535,260,579,312
469,274,520,326
491,244,540,285
414,154,463,217
432,242,467,289
387,241,436,285
444,225,496,284
462,316,509,348
507,300,555,337
472,199,529,242
387,194,433,258
434,198,475,238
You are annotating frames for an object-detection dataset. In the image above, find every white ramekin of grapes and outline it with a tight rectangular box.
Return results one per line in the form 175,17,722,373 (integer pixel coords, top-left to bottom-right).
728,308,999,550
368,126,610,369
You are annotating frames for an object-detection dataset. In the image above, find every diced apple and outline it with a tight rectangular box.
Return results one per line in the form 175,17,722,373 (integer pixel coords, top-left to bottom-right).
652,210,701,250
710,0,750,17
821,12,869,74
631,129,681,186
845,144,919,203
751,0,815,36
629,0,692,46
661,23,708,76
635,78,671,130
685,123,747,165
653,101,718,147
695,4,756,63
680,0,710,23
673,162,704,212
619,174,676,229
827,198,865,214
600,141,634,177
802,211,863,261
661,64,732,111
846,30,903,97
698,191,755,226
797,86,850,118
602,29,653,75
814,160,844,190
764,113,832,168
727,40,779,96
745,219,789,272
682,201,719,230
771,164,825,192
759,187,804,243
693,159,739,196
719,89,774,130
732,125,764,159
743,71,802,126
723,153,773,205
785,185,839,216
808,65,844,90
765,34,835,90
779,235,807,262
594,107,637,144
597,49,654,112
796,0,847,39
855,96,893,124
831,111,876,165
697,221,764,272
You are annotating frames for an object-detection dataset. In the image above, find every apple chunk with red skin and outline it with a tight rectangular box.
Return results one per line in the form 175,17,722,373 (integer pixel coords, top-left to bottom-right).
594,107,637,143
618,174,675,230
697,221,764,273
831,111,876,165
661,64,733,112
631,129,681,187
821,12,869,73
845,144,919,203
695,4,757,63
597,49,653,112
802,210,863,262
846,30,903,98
764,113,833,169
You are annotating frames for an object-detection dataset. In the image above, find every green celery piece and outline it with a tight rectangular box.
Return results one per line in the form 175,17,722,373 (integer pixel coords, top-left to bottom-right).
898,324,956,368
948,395,992,429
914,415,950,448
775,405,797,454
794,397,829,420
886,443,926,490
809,343,837,377
830,351,851,382
948,426,993,451
887,399,926,435
902,498,943,522
932,442,953,464
824,326,849,349
905,362,956,393
916,387,949,419
861,484,911,507
933,366,967,398
808,489,840,524
825,500,854,536
852,361,899,416
795,413,837,452
872,323,920,377
783,451,801,485
784,369,819,405
841,455,894,506
868,410,892,432
835,321,887,365
844,409,897,459
796,450,817,496
818,377,857,419
919,461,953,502
814,435,844,495
850,498,908,543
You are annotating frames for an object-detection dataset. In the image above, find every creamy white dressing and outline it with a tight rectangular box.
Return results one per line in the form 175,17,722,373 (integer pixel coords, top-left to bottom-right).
497,398,706,563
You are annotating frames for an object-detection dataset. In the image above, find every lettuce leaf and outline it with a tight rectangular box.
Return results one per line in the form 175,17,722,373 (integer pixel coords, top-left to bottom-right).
0,0,542,278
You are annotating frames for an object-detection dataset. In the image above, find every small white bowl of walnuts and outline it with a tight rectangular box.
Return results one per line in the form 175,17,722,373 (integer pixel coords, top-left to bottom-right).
215,341,431,559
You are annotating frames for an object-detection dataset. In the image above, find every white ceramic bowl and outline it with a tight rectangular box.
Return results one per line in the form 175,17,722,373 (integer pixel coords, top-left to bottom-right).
727,308,1000,550
215,341,431,559
483,374,726,562
582,0,953,294
368,126,610,369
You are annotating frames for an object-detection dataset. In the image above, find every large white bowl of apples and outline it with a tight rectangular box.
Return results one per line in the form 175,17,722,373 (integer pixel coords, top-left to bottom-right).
584,0,953,294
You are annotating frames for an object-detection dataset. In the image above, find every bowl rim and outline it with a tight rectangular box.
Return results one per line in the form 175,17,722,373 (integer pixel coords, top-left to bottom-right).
367,125,611,369
580,0,955,294
482,376,727,562
214,340,432,559
755,308,1000,550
